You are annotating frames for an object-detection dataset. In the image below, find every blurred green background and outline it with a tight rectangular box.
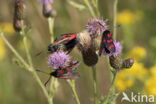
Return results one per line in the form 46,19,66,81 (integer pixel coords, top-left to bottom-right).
0,0,156,104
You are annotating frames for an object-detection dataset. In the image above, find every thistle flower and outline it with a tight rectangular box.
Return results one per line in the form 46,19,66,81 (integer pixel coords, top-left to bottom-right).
48,51,70,69
38,0,56,18
38,0,53,4
103,41,122,56
86,18,107,38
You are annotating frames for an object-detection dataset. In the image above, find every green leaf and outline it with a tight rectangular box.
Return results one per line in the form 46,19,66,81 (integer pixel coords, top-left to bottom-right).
68,0,86,11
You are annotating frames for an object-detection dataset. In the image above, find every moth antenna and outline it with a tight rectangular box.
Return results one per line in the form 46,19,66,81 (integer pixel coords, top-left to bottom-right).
36,69,49,75
112,24,121,29
44,76,52,86
35,51,43,56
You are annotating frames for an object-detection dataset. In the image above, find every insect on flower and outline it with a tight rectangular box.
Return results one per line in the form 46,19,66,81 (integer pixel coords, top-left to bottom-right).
37,60,80,86
99,30,116,56
48,33,77,54
36,33,77,56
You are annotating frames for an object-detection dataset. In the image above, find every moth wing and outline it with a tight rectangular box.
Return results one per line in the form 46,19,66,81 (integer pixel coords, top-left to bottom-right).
103,30,115,53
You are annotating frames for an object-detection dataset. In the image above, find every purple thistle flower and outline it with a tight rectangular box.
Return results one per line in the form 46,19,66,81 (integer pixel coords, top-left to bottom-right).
86,18,107,37
103,41,122,56
38,0,53,4
48,51,70,69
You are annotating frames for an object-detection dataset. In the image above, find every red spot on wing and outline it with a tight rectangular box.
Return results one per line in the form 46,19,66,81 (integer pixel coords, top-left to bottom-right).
107,33,111,38
53,42,57,45
66,75,70,79
67,34,76,41
107,39,113,43
59,76,65,78
57,70,64,74
103,39,106,42
66,67,70,71
109,44,115,49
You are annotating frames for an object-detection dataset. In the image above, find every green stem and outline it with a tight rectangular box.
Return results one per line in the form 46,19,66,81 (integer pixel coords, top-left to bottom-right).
48,17,55,104
68,80,80,104
48,18,55,43
113,0,118,39
92,65,98,104
83,0,96,17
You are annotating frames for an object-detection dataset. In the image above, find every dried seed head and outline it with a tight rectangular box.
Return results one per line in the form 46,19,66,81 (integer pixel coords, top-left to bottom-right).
82,48,98,66
109,54,123,70
122,58,134,69
77,30,92,52
42,3,56,18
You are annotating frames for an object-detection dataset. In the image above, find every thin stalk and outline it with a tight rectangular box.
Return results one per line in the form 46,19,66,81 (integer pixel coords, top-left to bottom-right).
48,18,55,43
0,33,30,70
102,72,117,104
83,0,96,17
92,65,98,104
20,24,33,68
68,80,80,104
92,0,100,17
113,0,118,39
0,33,52,104
48,17,55,104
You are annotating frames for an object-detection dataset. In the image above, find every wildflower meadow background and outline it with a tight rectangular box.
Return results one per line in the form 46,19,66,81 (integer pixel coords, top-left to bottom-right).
0,0,156,104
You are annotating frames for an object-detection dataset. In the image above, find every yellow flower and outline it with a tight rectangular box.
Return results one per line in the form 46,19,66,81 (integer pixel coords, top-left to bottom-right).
145,76,156,96
127,46,146,61
115,61,147,91
127,62,148,80
0,22,15,35
144,65,156,96
0,37,5,60
117,10,136,25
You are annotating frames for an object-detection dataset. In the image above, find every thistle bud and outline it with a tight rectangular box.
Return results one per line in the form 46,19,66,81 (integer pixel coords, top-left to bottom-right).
43,3,56,18
14,0,24,20
77,30,98,66
13,0,25,32
13,19,25,32
82,48,98,66
109,54,123,70
122,58,134,68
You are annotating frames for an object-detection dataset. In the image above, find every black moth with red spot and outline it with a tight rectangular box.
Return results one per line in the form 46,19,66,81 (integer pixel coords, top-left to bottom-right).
44,60,80,86
99,30,116,56
50,60,80,79
48,33,77,54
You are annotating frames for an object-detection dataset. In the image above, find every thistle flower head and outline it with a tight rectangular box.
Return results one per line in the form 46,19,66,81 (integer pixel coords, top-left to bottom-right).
103,41,122,56
48,51,70,69
86,18,107,37
38,0,53,4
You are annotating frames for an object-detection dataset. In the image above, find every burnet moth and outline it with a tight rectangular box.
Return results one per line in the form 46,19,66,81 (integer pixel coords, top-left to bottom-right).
36,60,80,86
99,30,116,56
